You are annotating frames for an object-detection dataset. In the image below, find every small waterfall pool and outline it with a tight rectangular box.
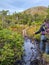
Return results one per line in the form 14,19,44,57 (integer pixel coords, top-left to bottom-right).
23,38,40,65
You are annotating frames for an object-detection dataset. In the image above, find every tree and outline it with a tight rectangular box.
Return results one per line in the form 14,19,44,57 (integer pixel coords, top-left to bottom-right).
33,13,39,21
0,10,9,28
46,6,49,19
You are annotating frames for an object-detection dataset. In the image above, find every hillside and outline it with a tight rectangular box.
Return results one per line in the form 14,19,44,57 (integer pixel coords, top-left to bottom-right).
0,6,49,65
23,6,48,16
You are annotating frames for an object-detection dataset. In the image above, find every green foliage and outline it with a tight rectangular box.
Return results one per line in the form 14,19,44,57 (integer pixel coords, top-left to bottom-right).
0,7,48,27
43,53,49,62
0,29,24,65
46,6,49,19
0,6,49,64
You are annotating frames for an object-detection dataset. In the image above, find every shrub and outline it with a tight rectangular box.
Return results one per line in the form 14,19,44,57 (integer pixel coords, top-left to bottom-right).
0,29,24,65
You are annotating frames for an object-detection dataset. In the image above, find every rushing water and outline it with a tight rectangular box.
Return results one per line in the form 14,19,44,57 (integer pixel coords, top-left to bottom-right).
23,38,40,65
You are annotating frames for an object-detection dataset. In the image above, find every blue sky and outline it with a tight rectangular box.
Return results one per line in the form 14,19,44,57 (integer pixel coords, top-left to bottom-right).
0,0,49,13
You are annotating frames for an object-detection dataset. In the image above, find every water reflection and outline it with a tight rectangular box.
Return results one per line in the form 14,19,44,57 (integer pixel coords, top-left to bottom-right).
23,38,38,65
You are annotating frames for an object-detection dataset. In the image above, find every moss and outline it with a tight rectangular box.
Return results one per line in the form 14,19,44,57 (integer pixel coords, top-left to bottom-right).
43,53,49,62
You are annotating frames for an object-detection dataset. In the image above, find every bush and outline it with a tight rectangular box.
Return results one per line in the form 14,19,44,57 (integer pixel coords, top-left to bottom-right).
0,29,24,65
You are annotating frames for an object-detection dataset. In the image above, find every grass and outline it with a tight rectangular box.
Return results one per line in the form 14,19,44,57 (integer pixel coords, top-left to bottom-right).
43,53,49,62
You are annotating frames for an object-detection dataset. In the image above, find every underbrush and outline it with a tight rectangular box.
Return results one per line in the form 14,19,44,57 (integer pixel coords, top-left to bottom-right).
0,29,24,65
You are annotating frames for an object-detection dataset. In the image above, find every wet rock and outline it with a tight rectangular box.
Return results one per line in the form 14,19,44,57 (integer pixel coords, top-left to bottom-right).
30,59,39,65
14,60,23,65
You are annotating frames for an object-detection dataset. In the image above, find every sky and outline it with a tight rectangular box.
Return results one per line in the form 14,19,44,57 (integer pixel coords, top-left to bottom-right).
0,0,49,14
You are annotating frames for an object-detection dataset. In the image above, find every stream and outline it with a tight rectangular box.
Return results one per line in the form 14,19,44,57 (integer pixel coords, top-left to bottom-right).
14,37,49,65
23,38,40,65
